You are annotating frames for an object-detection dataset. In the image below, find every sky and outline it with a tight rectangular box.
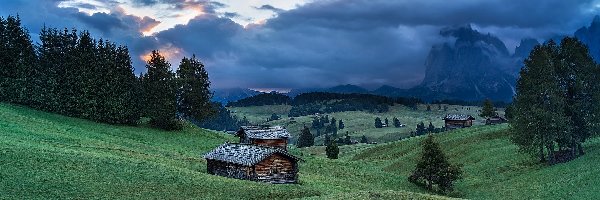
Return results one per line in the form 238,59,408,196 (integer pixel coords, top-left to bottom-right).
1,0,600,90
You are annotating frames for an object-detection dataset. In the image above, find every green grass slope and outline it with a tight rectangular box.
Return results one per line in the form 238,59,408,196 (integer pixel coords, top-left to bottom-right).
0,103,451,199
352,124,600,199
231,104,493,144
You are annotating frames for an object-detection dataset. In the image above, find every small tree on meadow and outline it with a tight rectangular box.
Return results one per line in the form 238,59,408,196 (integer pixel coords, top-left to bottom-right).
344,132,351,145
393,117,401,127
360,135,368,143
426,105,431,111
326,141,339,159
296,126,314,148
480,99,496,117
384,118,389,126
375,117,383,128
338,119,345,129
428,122,435,133
409,134,462,194
416,122,426,135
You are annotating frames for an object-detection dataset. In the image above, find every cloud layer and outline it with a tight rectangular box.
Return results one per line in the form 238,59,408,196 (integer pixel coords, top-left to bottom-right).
1,0,599,89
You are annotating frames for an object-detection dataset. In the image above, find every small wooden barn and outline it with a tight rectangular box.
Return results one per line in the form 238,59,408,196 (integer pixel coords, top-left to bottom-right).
486,116,507,125
444,114,475,129
236,126,290,150
204,143,301,183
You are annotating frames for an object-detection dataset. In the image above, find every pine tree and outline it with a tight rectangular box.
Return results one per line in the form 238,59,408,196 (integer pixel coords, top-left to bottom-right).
393,117,401,128
326,140,339,159
142,50,180,130
344,132,351,145
384,118,389,126
176,55,214,121
374,117,383,128
297,126,314,148
360,135,368,143
428,122,435,133
324,133,331,146
409,134,462,193
416,122,426,135
338,119,344,129
426,105,431,111
480,99,496,117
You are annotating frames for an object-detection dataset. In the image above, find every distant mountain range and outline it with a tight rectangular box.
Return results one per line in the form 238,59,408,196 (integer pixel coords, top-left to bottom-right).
214,16,600,103
211,88,261,104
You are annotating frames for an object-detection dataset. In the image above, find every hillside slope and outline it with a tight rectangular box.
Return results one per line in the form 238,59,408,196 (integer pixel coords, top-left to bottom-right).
0,103,449,199
352,124,600,199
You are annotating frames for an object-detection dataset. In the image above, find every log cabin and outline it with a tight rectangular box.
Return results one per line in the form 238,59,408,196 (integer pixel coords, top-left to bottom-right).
486,116,507,125
204,143,301,183
444,114,475,130
235,126,290,150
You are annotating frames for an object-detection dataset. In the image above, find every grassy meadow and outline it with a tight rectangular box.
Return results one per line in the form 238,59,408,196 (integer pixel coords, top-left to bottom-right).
229,104,500,144
2,102,599,199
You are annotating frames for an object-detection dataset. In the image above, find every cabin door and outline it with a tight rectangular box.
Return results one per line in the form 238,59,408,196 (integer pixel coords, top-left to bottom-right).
270,159,285,181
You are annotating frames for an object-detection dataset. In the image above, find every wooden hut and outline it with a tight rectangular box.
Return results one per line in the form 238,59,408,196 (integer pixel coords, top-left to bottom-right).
235,126,290,150
204,143,301,183
486,116,507,125
443,114,475,129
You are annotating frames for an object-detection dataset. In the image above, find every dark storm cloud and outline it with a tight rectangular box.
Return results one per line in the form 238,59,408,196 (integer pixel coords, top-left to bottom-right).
2,0,599,89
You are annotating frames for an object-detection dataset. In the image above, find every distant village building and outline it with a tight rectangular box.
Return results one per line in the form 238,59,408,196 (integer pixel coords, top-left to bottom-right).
486,116,507,125
444,114,475,129
204,126,301,183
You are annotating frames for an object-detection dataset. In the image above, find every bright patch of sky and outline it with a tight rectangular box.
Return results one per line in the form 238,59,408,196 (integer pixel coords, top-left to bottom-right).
58,0,310,35
214,0,310,26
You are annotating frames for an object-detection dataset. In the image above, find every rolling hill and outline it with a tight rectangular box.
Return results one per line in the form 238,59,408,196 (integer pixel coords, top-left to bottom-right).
2,102,599,199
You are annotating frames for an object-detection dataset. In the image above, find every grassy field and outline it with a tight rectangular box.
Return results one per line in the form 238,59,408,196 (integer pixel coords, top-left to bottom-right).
0,103,448,199
2,102,599,199
230,104,498,144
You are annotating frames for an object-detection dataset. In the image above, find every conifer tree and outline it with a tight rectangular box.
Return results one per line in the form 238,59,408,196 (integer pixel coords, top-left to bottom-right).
142,50,180,130
428,122,435,133
393,117,401,128
360,135,368,143
409,134,462,193
326,140,339,159
374,117,383,128
338,119,344,129
297,126,314,148
480,99,496,117
176,55,214,121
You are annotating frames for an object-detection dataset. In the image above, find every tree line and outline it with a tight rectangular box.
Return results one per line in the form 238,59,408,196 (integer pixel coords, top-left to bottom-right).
0,15,212,130
225,92,291,107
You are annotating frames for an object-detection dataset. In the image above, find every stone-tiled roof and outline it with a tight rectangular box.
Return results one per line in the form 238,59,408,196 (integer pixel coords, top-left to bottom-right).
240,126,291,139
203,143,300,166
444,114,475,121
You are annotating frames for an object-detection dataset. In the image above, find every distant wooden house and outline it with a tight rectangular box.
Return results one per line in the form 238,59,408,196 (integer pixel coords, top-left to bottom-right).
205,126,301,183
486,116,507,125
444,114,475,129
204,143,301,183
235,126,291,150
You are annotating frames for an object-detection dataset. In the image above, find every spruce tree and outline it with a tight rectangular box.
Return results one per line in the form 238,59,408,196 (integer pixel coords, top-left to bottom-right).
142,50,180,130
360,135,368,143
326,140,339,159
428,122,435,133
409,134,462,193
393,117,401,127
374,117,383,128
176,55,214,121
480,99,496,117
384,118,389,126
297,126,314,148
338,119,344,129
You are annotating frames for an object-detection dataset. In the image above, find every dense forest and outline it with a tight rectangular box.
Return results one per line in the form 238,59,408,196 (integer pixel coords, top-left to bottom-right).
225,92,291,107
0,15,212,130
